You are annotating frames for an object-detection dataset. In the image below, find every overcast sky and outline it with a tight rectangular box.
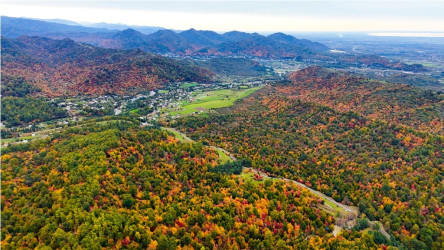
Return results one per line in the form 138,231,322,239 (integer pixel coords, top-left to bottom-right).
2,0,444,32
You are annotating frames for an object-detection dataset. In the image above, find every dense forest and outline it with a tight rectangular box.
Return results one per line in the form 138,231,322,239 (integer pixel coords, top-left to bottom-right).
1,97,68,127
1,121,393,249
193,58,273,78
1,36,213,96
284,67,444,134
1,75,41,97
1,25,442,250
173,87,444,249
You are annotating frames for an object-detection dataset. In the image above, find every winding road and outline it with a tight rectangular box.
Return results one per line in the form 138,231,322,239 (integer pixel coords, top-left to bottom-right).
243,167,354,213
163,127,390,239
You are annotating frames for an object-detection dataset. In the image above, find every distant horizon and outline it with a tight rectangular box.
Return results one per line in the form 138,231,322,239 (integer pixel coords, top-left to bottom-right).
4,15,444,39
2,1,444,33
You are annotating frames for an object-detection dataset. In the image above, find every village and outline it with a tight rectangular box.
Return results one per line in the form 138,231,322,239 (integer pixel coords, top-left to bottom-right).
1,80,266,148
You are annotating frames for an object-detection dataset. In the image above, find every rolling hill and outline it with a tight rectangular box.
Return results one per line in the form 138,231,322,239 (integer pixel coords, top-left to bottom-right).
1,36,213,96
283,67,444,134
2,120,389,249
173,75,444,249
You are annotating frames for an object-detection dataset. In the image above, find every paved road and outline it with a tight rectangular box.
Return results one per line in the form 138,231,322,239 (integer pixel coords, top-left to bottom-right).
242,167,355,214
161,127,193,142
163,127,390,240
209,146,237,161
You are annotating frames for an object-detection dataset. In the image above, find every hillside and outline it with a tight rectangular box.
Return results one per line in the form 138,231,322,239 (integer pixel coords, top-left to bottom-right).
1,120,385,249
1,17,428,73
194,35,317,58
173,86,444,249
1,36,213,96
284,67,444,134
193,58,273,77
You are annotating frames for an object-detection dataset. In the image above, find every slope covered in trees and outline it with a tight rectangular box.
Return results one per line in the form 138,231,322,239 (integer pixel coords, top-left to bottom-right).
1,121,390,249
193,58,273,77
2,17,427,72
1,36,212,96
173,86,444,249
284,67,444,134
1,75,41,97
1,97,68,127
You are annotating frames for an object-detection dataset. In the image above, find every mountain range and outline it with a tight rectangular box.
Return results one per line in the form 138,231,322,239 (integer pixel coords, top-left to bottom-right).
1,16,328,57
2,16,426,73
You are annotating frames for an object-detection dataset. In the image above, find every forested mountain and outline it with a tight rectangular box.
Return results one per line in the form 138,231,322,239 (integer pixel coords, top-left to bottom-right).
284,67,444,134
1,121,386,249
267,32,328,52
173,85,444,249
193,35,317,58
2,16,427,72
1,36,212,96
93,29,328,57
1,16,327,57
193,58,273,77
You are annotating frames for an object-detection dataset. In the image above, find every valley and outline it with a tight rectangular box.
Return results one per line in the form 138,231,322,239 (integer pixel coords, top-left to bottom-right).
1,15,443,250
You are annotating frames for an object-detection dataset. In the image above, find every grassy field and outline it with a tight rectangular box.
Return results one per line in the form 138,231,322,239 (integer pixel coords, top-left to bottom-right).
239,170,273,184
322,198,344,212
158,90,169,94
212,147,231,164
170,86,263,116
161,128,232,164
1,138,18,143
180,82,198,88
240,172,264,184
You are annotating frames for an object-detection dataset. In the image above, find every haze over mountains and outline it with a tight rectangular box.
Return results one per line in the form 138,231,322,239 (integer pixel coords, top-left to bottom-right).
2,15,435,101
2,8,444,249
1,16,327,57
2,16,427,73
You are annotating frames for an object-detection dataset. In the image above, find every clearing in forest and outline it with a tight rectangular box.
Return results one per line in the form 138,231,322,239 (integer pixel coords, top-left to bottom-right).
170,86,263,116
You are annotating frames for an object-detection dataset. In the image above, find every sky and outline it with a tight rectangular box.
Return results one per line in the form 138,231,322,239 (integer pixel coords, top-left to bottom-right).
2,0,444,32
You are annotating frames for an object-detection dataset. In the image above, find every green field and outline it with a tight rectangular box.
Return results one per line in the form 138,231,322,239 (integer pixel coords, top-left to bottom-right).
180,82,198,88
212,147,231,164
161,128,233,164
240,171,269,184
170,86,263,116
322,198,344,212
158,90,169,94
1,138,18,143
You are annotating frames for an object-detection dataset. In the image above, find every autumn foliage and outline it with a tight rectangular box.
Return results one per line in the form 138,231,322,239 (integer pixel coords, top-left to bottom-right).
1,36,213,97
1,122,373,249
174,82,444,249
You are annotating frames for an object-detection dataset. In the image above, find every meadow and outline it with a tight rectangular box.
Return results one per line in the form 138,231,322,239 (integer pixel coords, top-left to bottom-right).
170,86,263,116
